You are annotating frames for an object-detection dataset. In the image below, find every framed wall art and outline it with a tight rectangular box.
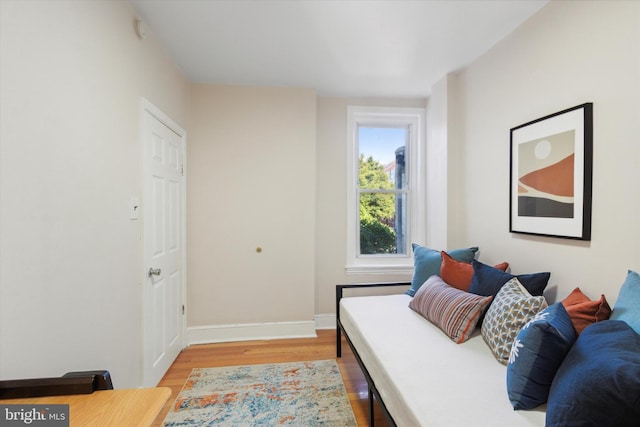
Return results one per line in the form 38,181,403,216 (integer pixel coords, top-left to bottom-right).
509,103,593,240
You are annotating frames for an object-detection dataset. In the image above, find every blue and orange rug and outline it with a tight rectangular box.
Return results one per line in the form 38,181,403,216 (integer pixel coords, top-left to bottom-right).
162,359,357,426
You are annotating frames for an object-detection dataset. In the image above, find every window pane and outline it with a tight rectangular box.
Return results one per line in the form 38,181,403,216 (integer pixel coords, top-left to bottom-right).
359,193,407,255
358,126,407,189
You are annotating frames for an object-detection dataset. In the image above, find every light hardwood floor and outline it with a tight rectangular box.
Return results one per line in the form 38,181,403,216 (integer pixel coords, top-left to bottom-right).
151,329,390,427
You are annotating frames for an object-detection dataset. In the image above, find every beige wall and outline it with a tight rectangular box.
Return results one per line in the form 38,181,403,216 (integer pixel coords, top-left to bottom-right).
187,84,317,331
0,1,190,387
452,0,640,304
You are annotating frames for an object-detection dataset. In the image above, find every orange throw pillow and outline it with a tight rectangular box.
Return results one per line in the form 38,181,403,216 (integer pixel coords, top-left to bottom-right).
561,287,612,335
440,251,509,292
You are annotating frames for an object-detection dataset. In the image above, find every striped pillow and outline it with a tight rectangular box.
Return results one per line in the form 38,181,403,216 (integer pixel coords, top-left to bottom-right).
409,275,493,343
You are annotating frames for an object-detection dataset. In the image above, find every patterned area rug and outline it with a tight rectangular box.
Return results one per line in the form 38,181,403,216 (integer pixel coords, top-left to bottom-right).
162,359,357,426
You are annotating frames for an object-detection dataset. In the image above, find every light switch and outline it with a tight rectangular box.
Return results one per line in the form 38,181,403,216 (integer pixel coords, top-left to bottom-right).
130,196,140,220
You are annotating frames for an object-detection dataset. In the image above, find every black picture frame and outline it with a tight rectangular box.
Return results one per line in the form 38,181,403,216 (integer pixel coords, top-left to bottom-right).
509,103,593,240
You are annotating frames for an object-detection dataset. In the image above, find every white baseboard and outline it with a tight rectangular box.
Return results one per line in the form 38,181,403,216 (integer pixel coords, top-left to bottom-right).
187,320,317,345
314,313,337,330
186,315,338,346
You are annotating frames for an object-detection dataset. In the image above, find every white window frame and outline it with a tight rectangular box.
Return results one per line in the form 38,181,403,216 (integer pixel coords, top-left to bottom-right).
346,106,426,275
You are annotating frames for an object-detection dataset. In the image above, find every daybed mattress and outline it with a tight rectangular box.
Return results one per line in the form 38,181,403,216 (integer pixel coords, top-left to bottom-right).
340,293,546,426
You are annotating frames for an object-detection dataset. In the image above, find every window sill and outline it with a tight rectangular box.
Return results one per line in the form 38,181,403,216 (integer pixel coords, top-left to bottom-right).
345,264,414,276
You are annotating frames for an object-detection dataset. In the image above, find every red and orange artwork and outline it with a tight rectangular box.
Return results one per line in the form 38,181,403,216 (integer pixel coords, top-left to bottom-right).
518,130,575,218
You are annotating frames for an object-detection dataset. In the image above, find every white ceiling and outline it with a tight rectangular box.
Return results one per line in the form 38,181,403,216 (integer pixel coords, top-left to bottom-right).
129,0,548,98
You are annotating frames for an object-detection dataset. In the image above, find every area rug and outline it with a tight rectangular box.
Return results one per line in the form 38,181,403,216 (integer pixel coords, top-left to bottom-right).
162,359,357,426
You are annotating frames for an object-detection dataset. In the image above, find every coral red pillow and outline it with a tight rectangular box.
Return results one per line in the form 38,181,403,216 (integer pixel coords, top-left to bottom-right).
561,287,611,335
440,251,509,292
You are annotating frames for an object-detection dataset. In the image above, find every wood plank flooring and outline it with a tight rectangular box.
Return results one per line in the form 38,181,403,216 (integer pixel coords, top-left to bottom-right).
151,329,390,426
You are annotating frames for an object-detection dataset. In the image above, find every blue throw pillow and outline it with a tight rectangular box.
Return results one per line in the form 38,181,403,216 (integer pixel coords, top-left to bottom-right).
406,244,478,297
507,303,576,410
546,320,640,427
610,270,640,335
469,259,550,298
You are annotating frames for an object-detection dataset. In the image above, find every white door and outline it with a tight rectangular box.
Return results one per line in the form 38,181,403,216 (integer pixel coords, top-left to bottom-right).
142,100,186,387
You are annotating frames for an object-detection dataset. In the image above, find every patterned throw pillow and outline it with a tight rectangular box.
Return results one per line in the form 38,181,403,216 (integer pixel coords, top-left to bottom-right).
561,287,611,335
409,275,492,343
481,278,548,365
469,260,550,327
506,303,577,410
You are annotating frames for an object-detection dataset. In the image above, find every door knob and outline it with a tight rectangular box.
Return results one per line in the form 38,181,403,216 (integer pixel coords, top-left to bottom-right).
148,268,161,277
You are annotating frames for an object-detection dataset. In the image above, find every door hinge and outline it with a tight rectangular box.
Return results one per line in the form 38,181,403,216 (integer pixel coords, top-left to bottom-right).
182,305,185,315
181,164,184,176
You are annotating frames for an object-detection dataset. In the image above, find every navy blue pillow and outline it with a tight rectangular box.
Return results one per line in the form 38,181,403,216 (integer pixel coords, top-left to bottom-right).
469,259,550,297
546,320,640,427
507,303,576,410
406,244,478,297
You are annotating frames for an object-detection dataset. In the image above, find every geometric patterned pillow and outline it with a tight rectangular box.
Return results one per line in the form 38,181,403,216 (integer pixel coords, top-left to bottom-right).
482,278,548,365
409,275,493,344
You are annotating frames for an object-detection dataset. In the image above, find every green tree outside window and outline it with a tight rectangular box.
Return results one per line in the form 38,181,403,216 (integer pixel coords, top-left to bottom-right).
359,155,397,254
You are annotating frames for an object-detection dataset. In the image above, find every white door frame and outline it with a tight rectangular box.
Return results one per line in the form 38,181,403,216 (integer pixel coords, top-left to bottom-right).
141,98,187,387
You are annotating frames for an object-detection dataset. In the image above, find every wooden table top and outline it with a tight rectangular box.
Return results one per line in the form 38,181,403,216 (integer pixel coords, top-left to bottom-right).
3,387,171,426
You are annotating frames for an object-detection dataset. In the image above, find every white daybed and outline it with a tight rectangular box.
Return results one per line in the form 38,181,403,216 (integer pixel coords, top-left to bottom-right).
336,284,546,427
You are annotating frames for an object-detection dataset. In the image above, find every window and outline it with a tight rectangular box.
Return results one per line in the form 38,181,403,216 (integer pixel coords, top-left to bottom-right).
358,126,408,255
346,106,425,274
